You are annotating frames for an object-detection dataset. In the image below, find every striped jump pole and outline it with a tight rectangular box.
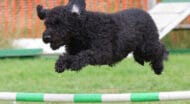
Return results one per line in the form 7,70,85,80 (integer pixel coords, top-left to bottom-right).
0,91,190,103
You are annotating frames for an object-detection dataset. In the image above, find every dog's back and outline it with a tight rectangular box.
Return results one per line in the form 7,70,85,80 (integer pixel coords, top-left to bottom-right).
112,8,159,40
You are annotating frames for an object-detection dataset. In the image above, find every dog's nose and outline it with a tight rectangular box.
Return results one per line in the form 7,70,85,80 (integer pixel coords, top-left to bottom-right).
43,34,51,43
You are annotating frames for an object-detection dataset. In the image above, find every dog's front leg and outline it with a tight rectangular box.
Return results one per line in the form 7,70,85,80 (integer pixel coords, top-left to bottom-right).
55,53,73,73
69,50,95,71
55,50,93,73
55,48,112,72
69,49,112,71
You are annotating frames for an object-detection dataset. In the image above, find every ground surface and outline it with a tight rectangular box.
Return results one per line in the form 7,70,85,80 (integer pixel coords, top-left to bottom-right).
0,54,190,104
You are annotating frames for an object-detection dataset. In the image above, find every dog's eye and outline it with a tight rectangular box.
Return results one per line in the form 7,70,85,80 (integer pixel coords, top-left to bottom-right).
44,20,60,29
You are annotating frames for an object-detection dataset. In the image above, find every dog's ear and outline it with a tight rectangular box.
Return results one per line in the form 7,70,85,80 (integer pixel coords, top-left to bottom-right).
36,5,49,20
67,0,86,15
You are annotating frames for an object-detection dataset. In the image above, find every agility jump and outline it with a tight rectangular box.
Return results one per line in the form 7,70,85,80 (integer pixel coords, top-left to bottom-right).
0,91,190,103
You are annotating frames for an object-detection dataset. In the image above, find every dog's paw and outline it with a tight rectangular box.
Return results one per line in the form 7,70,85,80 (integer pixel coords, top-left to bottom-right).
55,55,71,73
55,60,67,73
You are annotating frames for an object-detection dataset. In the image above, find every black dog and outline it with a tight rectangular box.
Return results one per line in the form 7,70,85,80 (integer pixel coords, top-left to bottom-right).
37,0,168,75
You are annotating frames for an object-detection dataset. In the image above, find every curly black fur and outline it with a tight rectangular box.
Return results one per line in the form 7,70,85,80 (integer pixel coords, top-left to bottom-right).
37,0,168,75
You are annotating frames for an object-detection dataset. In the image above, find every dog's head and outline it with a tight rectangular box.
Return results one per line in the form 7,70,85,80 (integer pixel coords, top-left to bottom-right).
37,0,86,50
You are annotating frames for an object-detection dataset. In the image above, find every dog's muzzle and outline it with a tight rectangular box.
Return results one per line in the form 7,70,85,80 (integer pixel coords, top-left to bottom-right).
43,33,51,43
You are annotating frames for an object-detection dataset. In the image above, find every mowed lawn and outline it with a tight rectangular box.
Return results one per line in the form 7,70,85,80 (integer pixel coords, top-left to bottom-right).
0,54,190,104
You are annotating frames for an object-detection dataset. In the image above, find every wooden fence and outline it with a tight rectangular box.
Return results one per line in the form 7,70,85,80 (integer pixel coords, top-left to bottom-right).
0,0,189,38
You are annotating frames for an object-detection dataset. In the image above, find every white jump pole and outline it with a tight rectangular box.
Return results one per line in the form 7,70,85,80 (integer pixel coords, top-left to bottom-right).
0,91,190,103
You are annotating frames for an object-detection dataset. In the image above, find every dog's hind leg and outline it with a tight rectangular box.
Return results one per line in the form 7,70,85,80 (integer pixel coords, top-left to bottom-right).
134,39,168,75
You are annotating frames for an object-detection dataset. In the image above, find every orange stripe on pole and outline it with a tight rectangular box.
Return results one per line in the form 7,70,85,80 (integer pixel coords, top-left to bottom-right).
106,0,111,12
12,0,17,37
143,0,148,10
122,0,127,9
0,1,3,37
4,0,9,37
56,0,61,6
114,0,119,12
129,0,133,8
64,0,68,5
86,0,91,10
20,0,25,37
93,0,97,11
48,0,54,8
136,0,141,8
99,0,105,12
27,0,33,38
41,0,47,7
0,2,2,26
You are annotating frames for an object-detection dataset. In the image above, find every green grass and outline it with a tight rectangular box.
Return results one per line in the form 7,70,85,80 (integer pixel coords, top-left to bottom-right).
0,54,190,104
